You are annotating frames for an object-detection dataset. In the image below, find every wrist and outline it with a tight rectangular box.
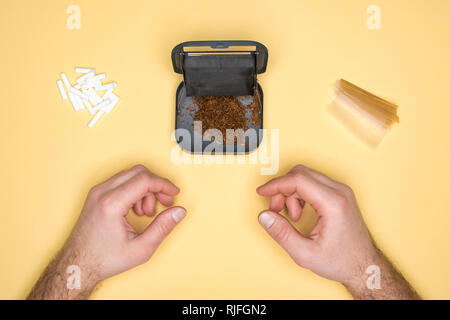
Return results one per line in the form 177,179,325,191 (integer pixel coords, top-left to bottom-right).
341,243,382,290
58,241,103,290
340,245,420,300
27,244,101,300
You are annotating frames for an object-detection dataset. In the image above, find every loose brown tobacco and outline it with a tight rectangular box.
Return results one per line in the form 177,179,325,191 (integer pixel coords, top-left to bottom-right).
193,91,261,144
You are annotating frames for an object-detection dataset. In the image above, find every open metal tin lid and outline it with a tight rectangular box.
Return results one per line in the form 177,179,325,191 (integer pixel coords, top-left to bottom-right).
171,40,268,97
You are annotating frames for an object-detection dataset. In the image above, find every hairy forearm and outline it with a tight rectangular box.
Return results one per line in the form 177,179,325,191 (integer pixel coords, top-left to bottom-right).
344,247,420,300
27,244,100,300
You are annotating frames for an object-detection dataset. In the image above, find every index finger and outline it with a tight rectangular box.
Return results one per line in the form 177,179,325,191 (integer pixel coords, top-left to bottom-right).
105,171,180,214
257,173,333,213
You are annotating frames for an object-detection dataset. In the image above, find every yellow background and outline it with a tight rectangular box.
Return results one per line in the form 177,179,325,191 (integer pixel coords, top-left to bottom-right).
0,0,449,299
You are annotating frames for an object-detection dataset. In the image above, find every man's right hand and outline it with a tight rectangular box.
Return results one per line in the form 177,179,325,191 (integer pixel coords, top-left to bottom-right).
257,165,420,299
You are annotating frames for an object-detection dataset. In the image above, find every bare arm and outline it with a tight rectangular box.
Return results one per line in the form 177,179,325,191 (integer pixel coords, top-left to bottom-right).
257,165,420,300
344,246,420,299
27,244,99,299
28,165,186,300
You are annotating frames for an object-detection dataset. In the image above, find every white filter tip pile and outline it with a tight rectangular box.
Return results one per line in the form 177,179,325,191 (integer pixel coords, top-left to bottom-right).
56,68,120,128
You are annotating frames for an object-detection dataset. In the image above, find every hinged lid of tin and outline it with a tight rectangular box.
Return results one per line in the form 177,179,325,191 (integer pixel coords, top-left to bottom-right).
171,40,268,97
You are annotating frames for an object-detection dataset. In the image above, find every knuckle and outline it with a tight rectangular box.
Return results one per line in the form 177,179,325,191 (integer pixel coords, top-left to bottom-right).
339,183,355,198
333,193,349,213
135,249,152,265
88,184,102,199
160,177,173,187
136,171,152,183
292,164,307,172
138,255,151,265
293,170,309,181
132,164,147,173
156,221,172,239
273,224,291,244
98,193,114,213
294,252,310,268
128,246,151,265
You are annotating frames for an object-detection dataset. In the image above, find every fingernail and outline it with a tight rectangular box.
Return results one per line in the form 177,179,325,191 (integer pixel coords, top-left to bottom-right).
259,212,275,229
172,207,186,223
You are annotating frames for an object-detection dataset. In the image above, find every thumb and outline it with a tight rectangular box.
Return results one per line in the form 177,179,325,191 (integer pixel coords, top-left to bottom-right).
258,211,315,267
132,206,186,259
